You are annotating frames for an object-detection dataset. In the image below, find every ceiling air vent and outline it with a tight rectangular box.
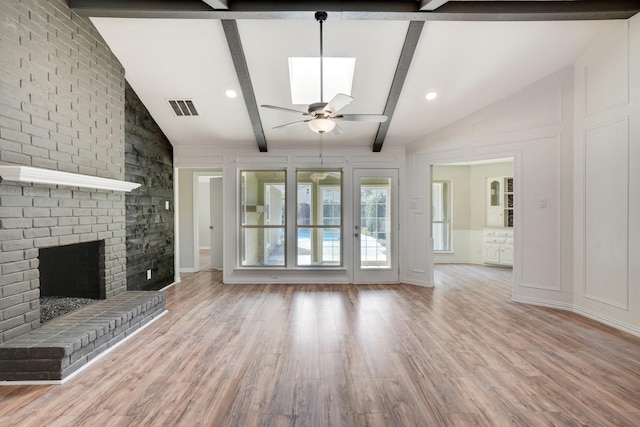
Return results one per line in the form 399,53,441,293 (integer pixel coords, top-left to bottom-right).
168,99,198,116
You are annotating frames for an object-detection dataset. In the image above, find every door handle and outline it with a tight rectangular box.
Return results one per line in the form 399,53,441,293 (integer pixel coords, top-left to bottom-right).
209,226,214,230
355,233,359,238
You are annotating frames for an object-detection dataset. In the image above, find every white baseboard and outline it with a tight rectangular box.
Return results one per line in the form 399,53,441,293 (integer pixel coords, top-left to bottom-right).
160,280,180,291
573,306,640,338
513,296,640,339
434,259,483,265
402,278,434,287
511,295,572,311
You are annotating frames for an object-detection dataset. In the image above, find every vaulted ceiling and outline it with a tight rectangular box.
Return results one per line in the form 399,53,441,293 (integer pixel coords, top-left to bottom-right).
70,1,639,153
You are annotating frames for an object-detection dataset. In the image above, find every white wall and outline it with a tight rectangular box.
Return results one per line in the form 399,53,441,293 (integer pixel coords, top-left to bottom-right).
406,65,576,302
178,168,195,271
407,17,640,336
175,146,406,284
572,16,640,335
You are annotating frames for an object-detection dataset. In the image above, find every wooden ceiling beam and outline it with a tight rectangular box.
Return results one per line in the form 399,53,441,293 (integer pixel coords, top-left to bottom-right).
420,0,450,11
69,0,640,21
373,21,424,153
221,20,268,152
201,0,229,9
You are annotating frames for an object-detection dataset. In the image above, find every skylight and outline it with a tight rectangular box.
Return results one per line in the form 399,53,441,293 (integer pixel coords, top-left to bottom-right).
289,57,356,105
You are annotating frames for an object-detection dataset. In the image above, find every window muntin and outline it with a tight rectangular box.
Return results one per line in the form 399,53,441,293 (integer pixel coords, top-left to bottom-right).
432,180,451,252
296,170,342,266
239,170,286,266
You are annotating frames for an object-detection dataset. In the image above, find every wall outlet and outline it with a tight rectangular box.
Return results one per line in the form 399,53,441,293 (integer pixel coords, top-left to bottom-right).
165,200,170,210
147,269,152,280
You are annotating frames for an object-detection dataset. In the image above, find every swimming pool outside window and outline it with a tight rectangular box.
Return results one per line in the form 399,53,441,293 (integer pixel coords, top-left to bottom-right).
296,170,343,266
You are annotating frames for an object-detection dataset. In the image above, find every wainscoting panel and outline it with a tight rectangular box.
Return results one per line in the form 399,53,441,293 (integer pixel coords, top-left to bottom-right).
519,137,561,291
584,118,629,309
585,24,629,116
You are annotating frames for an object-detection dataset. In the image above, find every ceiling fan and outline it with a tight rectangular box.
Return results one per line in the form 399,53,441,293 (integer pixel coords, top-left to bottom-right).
260,11,388,135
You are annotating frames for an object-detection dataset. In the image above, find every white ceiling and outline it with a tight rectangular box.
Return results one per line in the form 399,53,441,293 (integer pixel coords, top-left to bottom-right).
90,16,621,152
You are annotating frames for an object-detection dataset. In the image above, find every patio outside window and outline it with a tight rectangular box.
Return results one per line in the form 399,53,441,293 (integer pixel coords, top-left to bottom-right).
239,170,286,266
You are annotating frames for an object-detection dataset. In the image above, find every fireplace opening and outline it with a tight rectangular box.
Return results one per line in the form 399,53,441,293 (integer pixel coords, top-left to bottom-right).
38,241,104,323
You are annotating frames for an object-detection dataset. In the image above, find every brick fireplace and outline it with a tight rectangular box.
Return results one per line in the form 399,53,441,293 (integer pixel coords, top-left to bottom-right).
0,0,129,345
0,167,170,381
0,178,129,343
0,0,174,356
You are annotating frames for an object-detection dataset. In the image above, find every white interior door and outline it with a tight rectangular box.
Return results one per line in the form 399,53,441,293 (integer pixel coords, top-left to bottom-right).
353,169,399,283
209,177,223,270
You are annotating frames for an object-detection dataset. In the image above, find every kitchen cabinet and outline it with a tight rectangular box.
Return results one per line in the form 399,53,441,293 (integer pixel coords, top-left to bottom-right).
483,228,513,267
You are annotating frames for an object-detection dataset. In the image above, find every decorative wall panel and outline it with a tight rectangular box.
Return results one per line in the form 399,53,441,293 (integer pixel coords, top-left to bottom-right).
584,119,629,309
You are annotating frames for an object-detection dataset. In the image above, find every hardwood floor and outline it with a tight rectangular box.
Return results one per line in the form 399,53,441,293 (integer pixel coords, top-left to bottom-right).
1,264,639,426
199,249,212,270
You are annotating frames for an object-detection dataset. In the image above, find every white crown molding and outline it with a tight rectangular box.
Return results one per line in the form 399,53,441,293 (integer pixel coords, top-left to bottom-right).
0,166,141,192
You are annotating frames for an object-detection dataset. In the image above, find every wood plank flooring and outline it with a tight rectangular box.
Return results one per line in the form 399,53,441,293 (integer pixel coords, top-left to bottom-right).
1,264,639,426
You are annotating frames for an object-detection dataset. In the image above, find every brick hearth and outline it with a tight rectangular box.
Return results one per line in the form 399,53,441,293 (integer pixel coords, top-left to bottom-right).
0,291,166,381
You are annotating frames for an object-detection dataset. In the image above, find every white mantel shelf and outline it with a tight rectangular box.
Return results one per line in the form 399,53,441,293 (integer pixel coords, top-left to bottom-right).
0,166,141,192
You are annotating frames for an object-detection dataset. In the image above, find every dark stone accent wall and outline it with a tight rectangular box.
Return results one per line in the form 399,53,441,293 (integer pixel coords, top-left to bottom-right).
0,0,126,343
125,83,174,291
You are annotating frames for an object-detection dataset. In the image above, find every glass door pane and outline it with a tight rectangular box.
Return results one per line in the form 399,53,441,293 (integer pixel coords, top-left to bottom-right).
353,169,398,283
360,182,391,268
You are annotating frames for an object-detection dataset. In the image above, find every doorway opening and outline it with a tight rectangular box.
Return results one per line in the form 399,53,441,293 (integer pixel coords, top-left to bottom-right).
194,172,223,272
430,157,515,290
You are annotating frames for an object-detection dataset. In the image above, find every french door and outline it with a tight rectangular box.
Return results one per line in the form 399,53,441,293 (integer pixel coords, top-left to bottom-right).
353,169,399,283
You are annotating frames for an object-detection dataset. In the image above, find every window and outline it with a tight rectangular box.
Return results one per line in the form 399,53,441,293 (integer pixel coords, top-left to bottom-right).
432,180,451,252
240,170,286,266
296,170,342,266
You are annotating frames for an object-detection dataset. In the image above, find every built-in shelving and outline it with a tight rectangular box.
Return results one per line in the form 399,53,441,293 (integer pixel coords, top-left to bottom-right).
504,177,514,228
486,176,514,228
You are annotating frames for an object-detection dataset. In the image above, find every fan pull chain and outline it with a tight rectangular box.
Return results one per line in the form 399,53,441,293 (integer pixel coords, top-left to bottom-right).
319,133,324,165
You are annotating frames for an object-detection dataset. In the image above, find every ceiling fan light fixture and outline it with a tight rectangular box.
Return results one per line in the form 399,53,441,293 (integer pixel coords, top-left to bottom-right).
261,11,387,136
308,118,336,134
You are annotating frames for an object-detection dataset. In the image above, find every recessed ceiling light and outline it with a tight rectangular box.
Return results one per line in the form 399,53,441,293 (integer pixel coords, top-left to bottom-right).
225,89,237,98
426,92,437,101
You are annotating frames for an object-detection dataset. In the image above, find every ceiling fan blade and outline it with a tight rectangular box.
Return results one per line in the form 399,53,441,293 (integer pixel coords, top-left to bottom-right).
261,105,308,115
324,93,353,115
334,114,388,123
332,124,344,135
272,119,310,129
